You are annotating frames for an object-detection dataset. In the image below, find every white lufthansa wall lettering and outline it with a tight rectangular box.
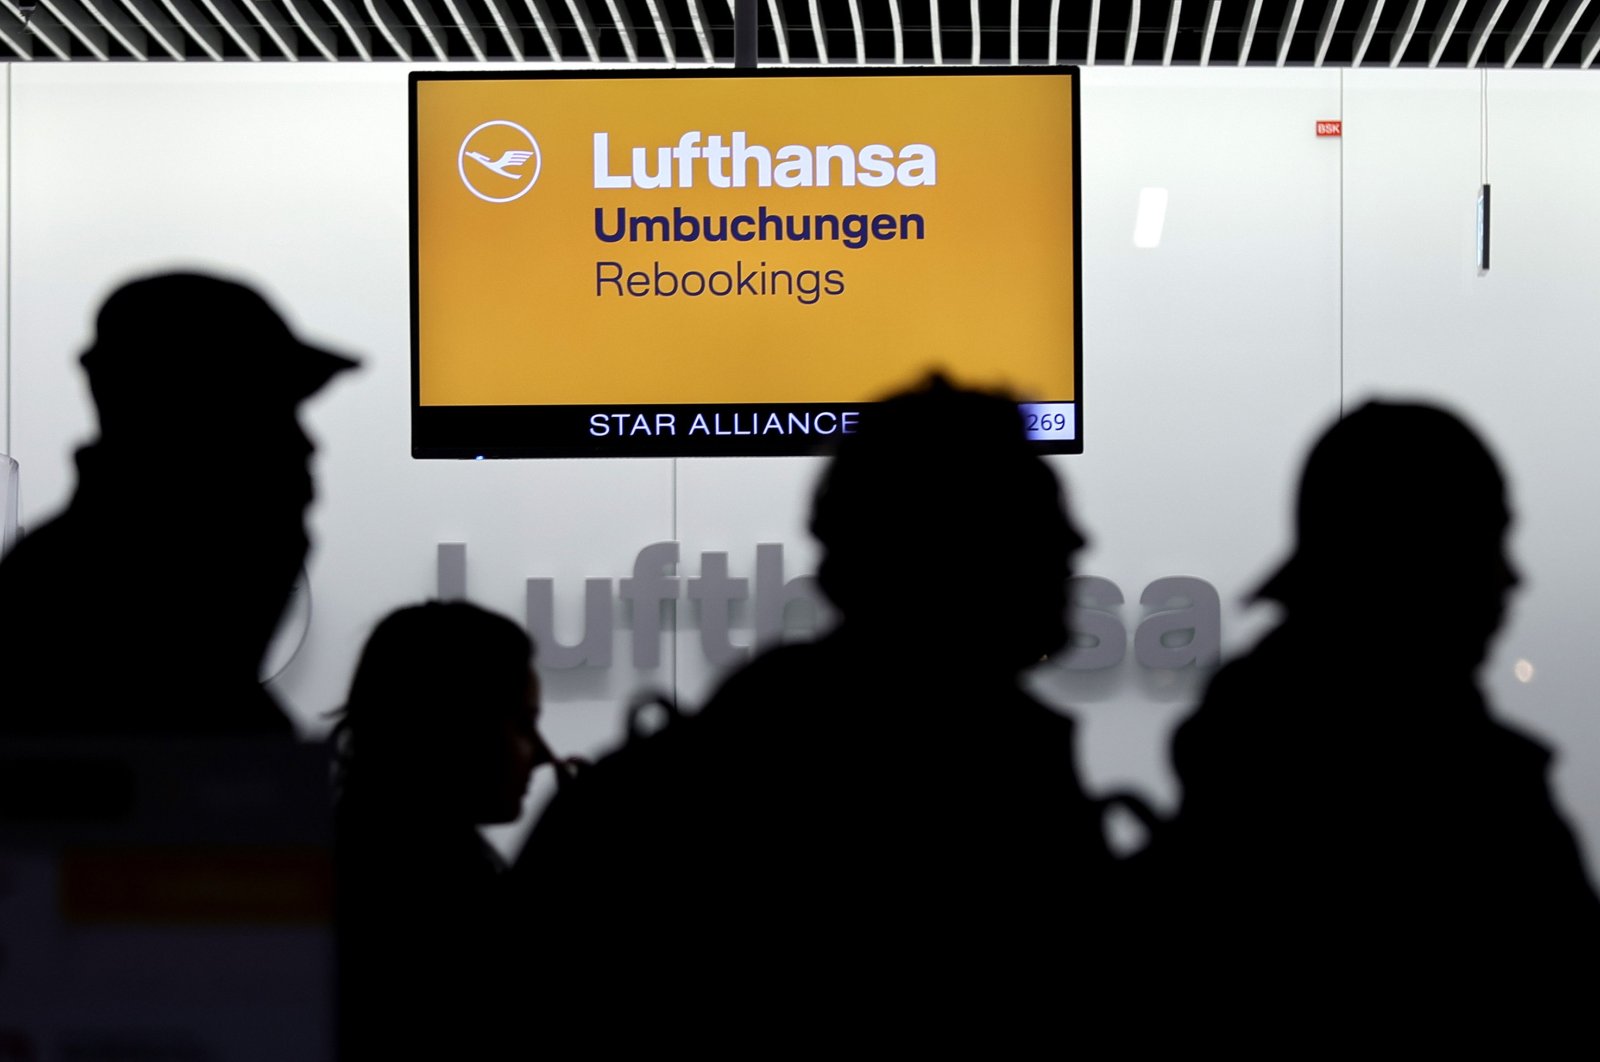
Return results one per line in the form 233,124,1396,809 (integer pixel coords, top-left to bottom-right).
440,543,1220,675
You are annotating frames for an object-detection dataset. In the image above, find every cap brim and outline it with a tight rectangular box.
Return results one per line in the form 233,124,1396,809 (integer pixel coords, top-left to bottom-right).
1251,557,1295,604
292,341,360,399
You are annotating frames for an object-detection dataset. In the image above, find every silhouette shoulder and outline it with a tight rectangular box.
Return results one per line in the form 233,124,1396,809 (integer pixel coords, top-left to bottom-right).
1172,651,1273,769
699,640,835,714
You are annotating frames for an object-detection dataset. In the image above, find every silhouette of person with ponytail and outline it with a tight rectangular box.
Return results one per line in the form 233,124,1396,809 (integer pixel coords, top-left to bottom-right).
333,601,556,1059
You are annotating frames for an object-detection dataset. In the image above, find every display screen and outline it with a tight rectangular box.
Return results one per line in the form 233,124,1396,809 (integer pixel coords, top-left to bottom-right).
411,68,1082,458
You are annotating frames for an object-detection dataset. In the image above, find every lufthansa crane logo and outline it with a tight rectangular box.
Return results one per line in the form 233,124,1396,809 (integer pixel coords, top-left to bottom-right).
458,120,542,204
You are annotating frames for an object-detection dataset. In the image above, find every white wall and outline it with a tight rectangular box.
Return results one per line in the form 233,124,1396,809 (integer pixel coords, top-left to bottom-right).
1040,67,1341,807
7,64,1599,873
0,66,10,459
1343,69,1600,849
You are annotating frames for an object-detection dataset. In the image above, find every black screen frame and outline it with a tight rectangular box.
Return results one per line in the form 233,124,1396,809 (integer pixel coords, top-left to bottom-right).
410,66,1084,459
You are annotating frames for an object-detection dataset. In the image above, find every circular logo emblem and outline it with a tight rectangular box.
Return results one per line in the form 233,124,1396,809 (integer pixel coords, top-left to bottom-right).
457,119,542,204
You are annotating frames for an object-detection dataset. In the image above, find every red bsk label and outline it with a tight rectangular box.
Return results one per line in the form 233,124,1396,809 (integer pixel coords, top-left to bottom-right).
1316,120,1342,137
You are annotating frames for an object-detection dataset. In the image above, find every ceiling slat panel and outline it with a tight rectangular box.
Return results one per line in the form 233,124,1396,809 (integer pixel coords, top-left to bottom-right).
402,0,451,60
1200,0,1219,64
562,0,601,61
315,0,370,57
158,0,225,58
1542,0,1590,64
438,0,490,59
0,0,1594,66
1389,0,1428,66
196,0,263,59
598,0,638,61
480,0,523,58
1277,0,1304,66
0,1,38,56
523,0,562,59
683,0,712,61
1314,0,1345,65
564,0,605,58
39,0,113,58
764,0,789,64
0,3,33,55
808,0,827,63
120,0,188,58
1239,0,1263,64
366,0,412,57
0,7,31,56
1467,0,1511,65
1352,0,1385,66
1504,0,1553,65
80,0,150,58
641,0,675,62
239,0,302,59
1428,0,1468,65
4,0,75,58
286,0,348,58
1583,8,1600,64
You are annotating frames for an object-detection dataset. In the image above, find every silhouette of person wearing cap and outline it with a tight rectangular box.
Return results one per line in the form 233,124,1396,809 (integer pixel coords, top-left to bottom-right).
520,377,1115,1013
0,272,356,735
1165,401,1600,1009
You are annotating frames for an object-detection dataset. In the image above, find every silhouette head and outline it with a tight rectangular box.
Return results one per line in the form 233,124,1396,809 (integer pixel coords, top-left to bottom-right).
810,375,1085,672
79,272,357,442
1259,400,1518,669
76,273,358,671
335,601,549,824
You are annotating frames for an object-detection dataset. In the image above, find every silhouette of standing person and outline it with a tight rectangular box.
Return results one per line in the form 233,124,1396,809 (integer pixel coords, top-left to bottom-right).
332,601,556,1060
521,377,1115,1017
1167,401,1600,1011
0,272,356,735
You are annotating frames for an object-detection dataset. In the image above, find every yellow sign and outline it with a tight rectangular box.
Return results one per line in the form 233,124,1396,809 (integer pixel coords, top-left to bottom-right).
412,71,1080,455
